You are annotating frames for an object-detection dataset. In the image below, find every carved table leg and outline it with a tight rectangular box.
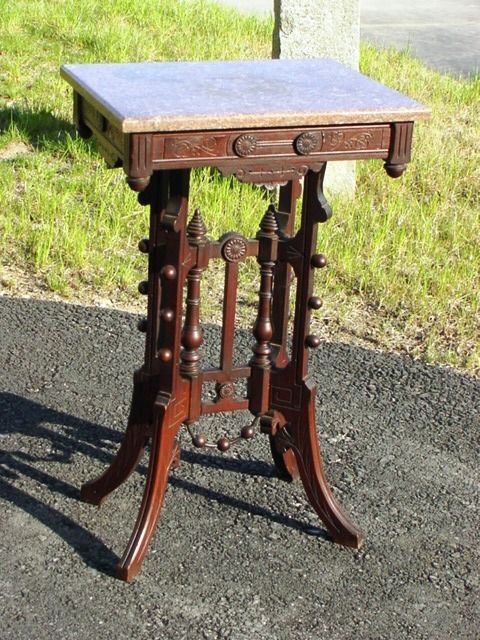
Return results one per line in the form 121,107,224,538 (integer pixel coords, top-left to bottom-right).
276,382,364,548
114,169,191,580
80,369,158,505
80,169,191,580
116,395,183,582
269,180,302,481
270,166,364,548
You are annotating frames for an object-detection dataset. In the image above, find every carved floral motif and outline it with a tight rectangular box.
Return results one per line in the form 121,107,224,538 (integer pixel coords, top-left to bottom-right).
295,132,321,155
158,126,388,163
168,136,220,158
323,130,375,151
343,133,374,150
221,235,248,262
216,382,235,399
233,134,258,157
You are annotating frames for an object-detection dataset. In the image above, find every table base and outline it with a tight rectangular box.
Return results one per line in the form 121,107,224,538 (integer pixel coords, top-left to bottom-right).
80,164,364,582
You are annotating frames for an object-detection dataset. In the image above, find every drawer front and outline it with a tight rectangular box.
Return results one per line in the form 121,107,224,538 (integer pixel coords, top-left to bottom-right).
156,124,391,165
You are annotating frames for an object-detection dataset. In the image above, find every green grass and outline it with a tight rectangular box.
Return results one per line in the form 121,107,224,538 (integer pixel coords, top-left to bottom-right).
0,0,479,373
336,45,480,371
0,0,272,291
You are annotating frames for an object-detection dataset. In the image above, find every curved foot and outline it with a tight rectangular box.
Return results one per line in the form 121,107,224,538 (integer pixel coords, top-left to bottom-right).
115,400,182,582
276,382,364,549
81,422,148,506
80,371,157,505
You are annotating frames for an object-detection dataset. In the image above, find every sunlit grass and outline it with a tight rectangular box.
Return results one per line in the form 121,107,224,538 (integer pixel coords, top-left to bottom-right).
0,0,478,373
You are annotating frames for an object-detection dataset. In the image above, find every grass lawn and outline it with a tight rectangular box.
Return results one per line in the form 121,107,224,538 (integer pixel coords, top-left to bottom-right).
0,0,479,374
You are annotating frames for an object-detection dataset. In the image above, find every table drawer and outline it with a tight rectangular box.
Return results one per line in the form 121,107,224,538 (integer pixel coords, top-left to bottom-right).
155,124,391,165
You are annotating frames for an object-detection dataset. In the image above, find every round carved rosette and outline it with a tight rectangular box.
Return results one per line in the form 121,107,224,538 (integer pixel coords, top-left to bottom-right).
221,235,248,263
295,132,321,155
234,134,258,157
216,382,235,399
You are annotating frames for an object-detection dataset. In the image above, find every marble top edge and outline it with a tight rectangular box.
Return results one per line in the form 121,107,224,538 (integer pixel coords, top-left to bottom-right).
119,108,430,133
61,58,368,76
60,59,431,133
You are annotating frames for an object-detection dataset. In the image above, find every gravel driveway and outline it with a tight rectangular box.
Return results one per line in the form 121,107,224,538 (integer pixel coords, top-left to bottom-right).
0,296,478,639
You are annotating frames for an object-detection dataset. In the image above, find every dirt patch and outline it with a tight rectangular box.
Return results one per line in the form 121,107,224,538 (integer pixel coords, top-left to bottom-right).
0,141,33,161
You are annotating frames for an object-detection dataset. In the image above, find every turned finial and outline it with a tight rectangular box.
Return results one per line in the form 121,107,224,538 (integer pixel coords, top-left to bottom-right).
187,209,208,242
259,205,279,235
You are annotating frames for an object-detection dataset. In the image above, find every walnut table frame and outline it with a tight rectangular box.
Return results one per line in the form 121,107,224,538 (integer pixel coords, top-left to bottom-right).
61,59,429,582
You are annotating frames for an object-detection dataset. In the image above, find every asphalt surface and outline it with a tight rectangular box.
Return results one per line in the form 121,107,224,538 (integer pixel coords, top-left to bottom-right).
211,0,480,76
1,296,479,639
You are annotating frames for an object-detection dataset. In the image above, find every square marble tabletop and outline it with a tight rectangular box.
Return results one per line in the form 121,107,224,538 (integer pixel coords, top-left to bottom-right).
61,58,430,133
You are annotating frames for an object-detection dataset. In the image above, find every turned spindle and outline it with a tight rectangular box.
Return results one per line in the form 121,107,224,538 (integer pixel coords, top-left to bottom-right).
181,209,208,377
251,205,279,369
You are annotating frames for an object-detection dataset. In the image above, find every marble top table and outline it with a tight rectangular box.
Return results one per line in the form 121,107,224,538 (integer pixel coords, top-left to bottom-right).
61,59,429,188
61,58,429,582
61,58,429,132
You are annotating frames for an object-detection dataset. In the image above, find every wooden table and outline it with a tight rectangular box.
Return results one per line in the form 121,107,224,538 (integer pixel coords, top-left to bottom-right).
61,58,429,582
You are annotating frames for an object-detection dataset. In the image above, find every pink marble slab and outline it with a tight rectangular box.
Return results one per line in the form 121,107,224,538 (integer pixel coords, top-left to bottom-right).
61,58,430,133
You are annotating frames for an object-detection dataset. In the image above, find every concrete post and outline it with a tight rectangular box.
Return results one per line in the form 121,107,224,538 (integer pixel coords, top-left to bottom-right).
273,0,360,197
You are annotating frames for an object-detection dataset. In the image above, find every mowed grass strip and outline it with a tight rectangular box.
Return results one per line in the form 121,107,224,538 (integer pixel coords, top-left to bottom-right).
0,0,479,373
